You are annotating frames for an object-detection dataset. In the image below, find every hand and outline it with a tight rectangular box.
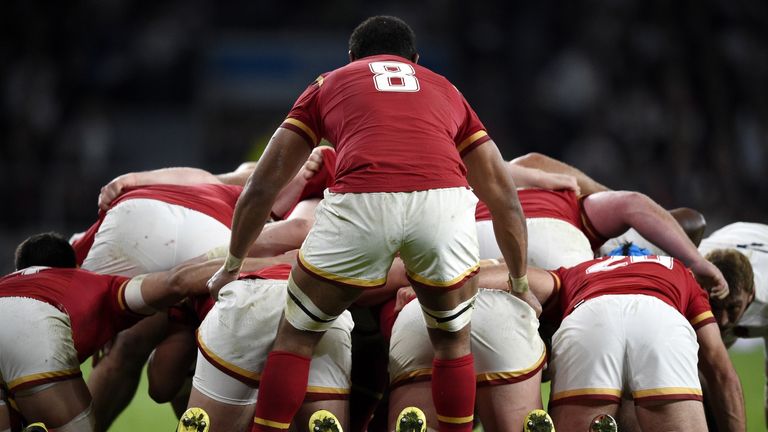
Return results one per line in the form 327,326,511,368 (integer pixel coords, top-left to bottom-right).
98,174,134,211
540,171,580,195
206,266,239,300
394,286,417,313
511,288,543,317
299,146,330,180
690,259,729,300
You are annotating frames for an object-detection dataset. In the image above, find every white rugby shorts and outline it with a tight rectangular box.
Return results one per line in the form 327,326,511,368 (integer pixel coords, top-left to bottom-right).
476,217,593,269
82,198,232,276
194,279,353,403
389,289,545,387
549,294,701,406
299,188,479,290
0,297,80,394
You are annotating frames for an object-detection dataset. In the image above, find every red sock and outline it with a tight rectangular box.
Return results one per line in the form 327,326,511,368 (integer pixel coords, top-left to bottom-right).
432,353,475,432
252,351,311,431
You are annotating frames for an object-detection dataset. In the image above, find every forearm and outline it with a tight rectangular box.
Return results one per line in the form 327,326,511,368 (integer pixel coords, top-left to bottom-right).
708,369,746,431
511,152,610,194
121,167,222,187
621,194,703,266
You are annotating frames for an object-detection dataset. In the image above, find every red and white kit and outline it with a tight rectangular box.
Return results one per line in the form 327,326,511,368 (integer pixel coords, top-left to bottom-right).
547,256,715,406
73,183,242,276
0,267,141,394
282,54,491,290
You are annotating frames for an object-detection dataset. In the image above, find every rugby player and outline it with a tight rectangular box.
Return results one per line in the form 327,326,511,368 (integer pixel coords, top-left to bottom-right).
207,15,535,432
388,187,727,431
0,232,288,431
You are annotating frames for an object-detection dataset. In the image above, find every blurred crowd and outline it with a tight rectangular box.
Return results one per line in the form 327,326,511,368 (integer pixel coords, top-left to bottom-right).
2,0,766,273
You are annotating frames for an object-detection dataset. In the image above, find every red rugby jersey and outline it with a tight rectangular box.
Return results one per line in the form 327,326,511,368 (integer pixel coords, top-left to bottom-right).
0,267,139,362
550,256,715,329
174,263,294,325
72,183,243,265
475,189,607,250
280,54,491,193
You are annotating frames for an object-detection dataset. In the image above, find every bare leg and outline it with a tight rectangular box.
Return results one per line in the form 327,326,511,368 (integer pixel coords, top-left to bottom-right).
635,400,707,432
0,400,9,431
550,401,619,432
616,396,642,432
88,313,169,431
186,387,254,432
14,379,92,429
388,382,436,431
476,371,543,432
296,400,349,432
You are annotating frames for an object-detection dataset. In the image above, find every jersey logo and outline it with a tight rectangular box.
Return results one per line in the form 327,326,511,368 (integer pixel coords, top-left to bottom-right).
585,256,673,274
369,61,420,93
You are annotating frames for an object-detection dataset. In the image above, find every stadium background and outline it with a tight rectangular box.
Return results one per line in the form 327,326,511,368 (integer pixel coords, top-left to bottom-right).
2,0,766,430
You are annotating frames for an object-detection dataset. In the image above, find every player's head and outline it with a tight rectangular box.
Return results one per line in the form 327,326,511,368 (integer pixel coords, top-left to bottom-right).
14,232,77,270
705,248,755,332
348,16,418,62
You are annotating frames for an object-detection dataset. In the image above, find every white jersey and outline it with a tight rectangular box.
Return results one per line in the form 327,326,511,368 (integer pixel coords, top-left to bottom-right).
699,222,768,338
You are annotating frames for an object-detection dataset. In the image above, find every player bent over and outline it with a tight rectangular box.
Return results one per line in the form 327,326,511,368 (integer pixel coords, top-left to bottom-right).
0,233,281,432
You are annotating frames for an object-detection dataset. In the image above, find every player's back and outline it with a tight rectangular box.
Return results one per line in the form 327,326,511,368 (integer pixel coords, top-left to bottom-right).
0,267,135,361
554,256,710,322
292,54,490,193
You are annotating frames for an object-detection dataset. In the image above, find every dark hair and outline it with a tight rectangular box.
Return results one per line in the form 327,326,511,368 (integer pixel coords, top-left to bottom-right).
15,232,77,270
349,16,417,60
705,249,755,297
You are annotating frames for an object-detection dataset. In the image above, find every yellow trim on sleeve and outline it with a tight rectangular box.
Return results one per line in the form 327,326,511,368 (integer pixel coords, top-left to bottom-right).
117,280,129,311
456,130,488,153
283,118,318,145
690,311,714,326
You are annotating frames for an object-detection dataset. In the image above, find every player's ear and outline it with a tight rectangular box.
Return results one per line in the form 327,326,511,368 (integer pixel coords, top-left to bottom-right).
412,53,419,64
349,50,356,62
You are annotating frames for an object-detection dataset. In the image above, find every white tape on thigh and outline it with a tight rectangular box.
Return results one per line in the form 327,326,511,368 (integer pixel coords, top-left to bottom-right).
124,274,157,315
420,294,477,332
56,403,95,432
284,276,339,332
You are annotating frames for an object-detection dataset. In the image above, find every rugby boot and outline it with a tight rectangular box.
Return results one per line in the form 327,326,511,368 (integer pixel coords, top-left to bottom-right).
524,409,555,432
308,409,343,432
177,407,210,432
22,423,47,432
589,414,617,432
395,406,427,432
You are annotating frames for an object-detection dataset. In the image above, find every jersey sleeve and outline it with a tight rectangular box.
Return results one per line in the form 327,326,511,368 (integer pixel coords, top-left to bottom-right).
280,75,326,149
684,271,716,330
454,94,491,157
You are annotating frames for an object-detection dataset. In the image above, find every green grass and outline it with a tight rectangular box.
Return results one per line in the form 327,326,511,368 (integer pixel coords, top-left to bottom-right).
86,348,766,431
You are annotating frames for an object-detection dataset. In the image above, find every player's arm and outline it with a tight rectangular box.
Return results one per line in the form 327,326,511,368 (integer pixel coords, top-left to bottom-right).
477,262,556,308
269,146,328,218
131,254,295,312
464,141,540,313
506,162,580,194
697,322,746,432
98,167,223,210
583,191,728,298
207,128,311,298
511,152,610,195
